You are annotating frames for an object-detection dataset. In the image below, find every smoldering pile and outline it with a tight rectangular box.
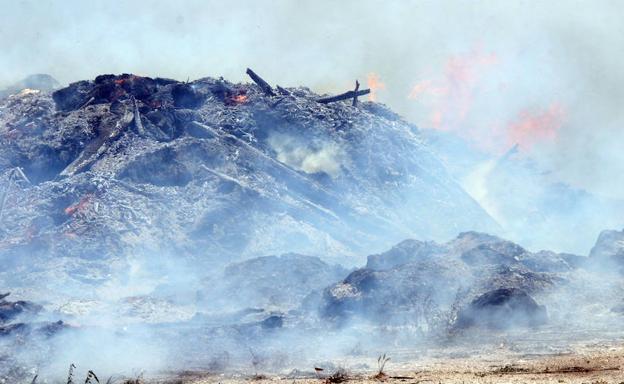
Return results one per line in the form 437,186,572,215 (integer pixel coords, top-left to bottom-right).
0,71,497,266
1,71,624,380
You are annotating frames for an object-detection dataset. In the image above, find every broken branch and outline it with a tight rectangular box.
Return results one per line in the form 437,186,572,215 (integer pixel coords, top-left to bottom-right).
246,68,275,96
352,80,360,106
317,88,370,104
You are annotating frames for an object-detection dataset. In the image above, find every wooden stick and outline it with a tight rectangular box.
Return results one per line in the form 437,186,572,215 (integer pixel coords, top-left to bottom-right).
317,88,370,104
246,68,275,96
276,85,290,95
352,80,360,106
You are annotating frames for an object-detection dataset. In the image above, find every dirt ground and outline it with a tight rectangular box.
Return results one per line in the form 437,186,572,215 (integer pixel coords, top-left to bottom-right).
179,343,624,384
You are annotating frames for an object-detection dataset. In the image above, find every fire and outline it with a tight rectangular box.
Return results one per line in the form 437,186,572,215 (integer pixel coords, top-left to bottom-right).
232,94,248,104
367,73,386,102
114,75,143,86
407,47,498,132
408,80,447,100
65,194,93,216
506,103,565,150
405,46,566,153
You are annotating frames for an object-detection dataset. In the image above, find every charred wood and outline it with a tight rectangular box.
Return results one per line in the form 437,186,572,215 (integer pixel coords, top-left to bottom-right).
352,80,360,106
276,85,290,95
246,68,276,96
132,96,147,137
317,88,370,104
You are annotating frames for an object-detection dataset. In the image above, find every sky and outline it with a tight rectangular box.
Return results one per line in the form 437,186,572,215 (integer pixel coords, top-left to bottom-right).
1,0,624,198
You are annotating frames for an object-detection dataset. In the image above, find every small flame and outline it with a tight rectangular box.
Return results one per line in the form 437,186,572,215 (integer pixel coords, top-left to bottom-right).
232,94,248,104
65,194,93,216
367,73,386,102
406,47,498,132
507,103,565,150
114,75,143,86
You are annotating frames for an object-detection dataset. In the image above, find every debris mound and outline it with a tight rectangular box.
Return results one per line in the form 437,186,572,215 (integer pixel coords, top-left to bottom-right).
456,288,548,329
0,293,65,338
0,74,60,99
0,72,497,295
319,231,569,329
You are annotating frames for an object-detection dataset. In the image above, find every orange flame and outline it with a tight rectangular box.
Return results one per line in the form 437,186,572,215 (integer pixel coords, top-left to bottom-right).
65,194,93,216
231,94,248,104
367,73,386,102
114,75,143,86
407,47,498,132
507,104,565,150
404,46,567,153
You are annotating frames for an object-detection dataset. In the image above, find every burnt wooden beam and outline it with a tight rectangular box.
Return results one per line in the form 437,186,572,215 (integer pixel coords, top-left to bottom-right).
352,80,360,106
246,68,275,96
276,85,290,95
132,96,147,137
317,88,370,104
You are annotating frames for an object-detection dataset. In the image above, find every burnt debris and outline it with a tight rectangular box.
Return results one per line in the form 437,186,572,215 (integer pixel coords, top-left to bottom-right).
246,68,276,96
319,231,572,329
0,293,65,338
0,71,498,270
0,74,60,100
455,288,548,329
317,87,371,104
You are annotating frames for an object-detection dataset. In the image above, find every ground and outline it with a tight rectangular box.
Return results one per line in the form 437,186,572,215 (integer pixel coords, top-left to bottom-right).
176,342,624,384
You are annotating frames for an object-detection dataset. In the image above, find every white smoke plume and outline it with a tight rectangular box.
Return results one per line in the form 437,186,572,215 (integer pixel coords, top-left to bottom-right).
268,133,344,177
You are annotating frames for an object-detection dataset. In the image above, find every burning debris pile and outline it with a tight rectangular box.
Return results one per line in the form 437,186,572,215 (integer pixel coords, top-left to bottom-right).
0,70,497,291
1,70,623,381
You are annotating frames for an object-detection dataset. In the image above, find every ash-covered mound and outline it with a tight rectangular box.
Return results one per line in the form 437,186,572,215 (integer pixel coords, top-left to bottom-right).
0,72,497,296
319,232,572,329
0,293,65,338
456,288,548,329
590,228,624,272
201,253,348,310
0,74,60,100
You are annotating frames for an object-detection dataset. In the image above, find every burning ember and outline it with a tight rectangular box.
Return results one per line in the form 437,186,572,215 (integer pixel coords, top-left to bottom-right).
367,73,385,102
64,194,93,216
407,47,498,131
231,94,248,104
406,46,565,153
506,103,565,150
113,74,144,86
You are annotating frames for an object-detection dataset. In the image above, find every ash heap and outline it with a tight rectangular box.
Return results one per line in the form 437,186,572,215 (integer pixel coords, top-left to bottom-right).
0,72,623,381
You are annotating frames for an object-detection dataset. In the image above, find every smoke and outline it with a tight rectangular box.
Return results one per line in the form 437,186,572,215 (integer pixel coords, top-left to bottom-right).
268,133,344,177
2,1,623,194
2,1,624,380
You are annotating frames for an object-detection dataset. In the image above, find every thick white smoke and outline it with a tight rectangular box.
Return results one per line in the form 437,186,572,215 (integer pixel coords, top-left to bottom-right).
268,133,344,177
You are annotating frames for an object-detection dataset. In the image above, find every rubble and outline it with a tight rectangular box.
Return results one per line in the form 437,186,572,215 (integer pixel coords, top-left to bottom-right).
319,232,573,329
0,293,65,338
0,293,41,322
589,228,624,272
455,288,548,329
2,71,621,380
203,253,348,310
0,72,498,295
0,74,60,100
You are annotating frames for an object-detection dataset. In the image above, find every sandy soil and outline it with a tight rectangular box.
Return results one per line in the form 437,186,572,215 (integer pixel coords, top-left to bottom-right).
178,343,624,384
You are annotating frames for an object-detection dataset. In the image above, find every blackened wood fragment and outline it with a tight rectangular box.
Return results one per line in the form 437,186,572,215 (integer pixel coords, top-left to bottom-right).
246,68,275,96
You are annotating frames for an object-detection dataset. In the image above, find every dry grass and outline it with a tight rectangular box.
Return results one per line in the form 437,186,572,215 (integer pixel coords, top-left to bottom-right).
324,368,349,384
371,354,390,381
